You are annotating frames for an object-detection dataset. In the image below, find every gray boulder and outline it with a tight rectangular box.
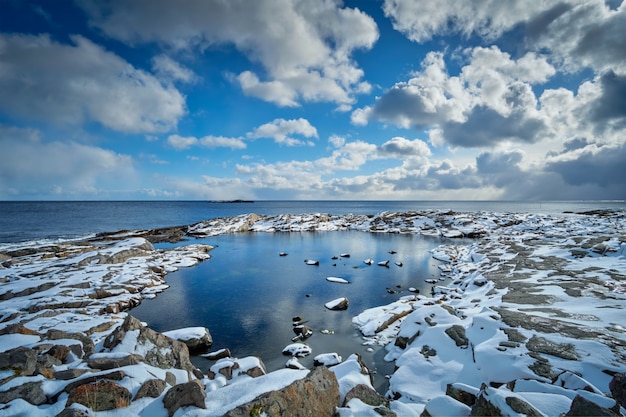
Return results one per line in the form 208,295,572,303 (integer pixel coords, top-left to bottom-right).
0,346,37,377
0,380,46,405
133,378,167,400
162,380,207,417
87,353,144,370
222,366,339,417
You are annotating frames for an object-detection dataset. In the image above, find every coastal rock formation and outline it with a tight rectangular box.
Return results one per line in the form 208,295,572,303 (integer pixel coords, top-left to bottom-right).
222,366,339,417
104,315,197,372
163,326,213,353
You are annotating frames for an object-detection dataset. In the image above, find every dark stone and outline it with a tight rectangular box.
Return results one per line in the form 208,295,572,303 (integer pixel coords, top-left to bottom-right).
162,380,207,417
45,330,93,357
67,380,131,411
0,346,37,376
87,354,144,370
609,372,626,409
45,345,72,363
343,384,386,407
0,380,46,405
203,348,231,360
565,394,621,417
446,383,477,406
133,378,167,400
54,404,95,417
54,369,93,380
222,366,339,417
444,325,469,348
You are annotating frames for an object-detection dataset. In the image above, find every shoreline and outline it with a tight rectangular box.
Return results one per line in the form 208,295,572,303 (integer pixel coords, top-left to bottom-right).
1,210,625,416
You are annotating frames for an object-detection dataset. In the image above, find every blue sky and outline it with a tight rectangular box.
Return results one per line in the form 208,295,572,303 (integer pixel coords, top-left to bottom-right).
0,0,625,200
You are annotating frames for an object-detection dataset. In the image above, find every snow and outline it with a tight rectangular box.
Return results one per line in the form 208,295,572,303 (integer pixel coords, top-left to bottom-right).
326,276,350,284
313,352,342,366
325,297,348,310
423,395,471,417
0,334,40,352
162,326,209,341
282,343,312,357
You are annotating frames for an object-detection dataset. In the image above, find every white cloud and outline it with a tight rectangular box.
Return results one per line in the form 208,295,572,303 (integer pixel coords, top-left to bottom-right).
79,0,379,108
167,134,246,150
0,127,135,198
379,137,431,157
152,54,197,84
247,118,318,146
0,34,186,133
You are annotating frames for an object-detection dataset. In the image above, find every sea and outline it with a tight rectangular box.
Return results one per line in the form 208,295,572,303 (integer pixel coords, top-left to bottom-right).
1,200,624,246
2,200,624,391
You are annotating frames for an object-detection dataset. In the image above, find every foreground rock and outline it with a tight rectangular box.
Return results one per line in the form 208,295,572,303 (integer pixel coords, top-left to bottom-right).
222,366,339,417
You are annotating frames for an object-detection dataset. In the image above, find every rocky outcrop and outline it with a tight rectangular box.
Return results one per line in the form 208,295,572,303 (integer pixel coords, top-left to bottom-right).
222,366,340,417
66,380,131,411
162,380,207,417
469,385,543,417
103,315,196,372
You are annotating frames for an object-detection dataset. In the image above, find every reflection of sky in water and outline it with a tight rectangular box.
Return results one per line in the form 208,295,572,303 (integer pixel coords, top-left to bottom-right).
133,231,449,390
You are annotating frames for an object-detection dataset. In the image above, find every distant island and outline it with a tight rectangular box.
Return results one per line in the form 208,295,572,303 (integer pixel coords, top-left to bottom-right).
211,199,254,203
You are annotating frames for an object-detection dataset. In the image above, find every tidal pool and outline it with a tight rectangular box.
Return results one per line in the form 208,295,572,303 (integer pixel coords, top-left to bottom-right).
131,231,450,392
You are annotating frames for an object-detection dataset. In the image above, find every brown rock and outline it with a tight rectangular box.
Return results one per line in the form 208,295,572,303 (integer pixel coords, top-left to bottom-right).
222,366,339,417
133,378,167,400
342,384,386,407
45,330,93,357
67,380,131,411
162,380,207,417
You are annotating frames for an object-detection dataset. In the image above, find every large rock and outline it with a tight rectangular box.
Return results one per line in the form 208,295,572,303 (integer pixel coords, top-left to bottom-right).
45,329,93,357
565,394,621,417
163,327,213,353
133,378,167,400
222,366,340,417
0,346,37,377
67,380,131,412
162,380,207,417
103,315,195,371
0,380,46,405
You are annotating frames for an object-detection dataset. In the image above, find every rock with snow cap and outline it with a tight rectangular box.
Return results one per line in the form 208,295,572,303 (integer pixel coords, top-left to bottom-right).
325,296,349,310
163,326,212,353
162,379,207,417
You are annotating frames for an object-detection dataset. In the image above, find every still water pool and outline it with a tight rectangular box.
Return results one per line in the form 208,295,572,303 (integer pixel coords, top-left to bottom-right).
131,231,451,391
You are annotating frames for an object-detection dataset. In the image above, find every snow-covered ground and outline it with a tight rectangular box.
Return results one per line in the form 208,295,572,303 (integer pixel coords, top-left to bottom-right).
0,209,624,416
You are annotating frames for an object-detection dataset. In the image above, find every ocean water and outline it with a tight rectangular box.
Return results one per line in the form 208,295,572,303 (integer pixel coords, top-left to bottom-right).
1,200,623,246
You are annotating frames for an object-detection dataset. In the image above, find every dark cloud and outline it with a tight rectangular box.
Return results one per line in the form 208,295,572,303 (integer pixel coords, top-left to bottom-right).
439,106,545,147
476,151,525,188
368,85,450,128
523,3,573,44
546,143,626,189
590,71,626,127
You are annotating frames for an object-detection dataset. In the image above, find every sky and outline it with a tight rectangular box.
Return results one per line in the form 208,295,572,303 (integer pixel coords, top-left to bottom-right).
0,0,625,201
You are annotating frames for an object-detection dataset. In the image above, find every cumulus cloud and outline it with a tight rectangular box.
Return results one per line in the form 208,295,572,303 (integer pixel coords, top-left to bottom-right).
152,54,197,84
78,0,379,108
379,137,431,157
0,126,135,198
167,134,246,150
0,34,186,133
247,118,318,146
353,46,551,147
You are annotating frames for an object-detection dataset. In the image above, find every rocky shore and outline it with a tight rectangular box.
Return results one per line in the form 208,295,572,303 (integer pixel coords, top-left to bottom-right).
0,209,625,416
